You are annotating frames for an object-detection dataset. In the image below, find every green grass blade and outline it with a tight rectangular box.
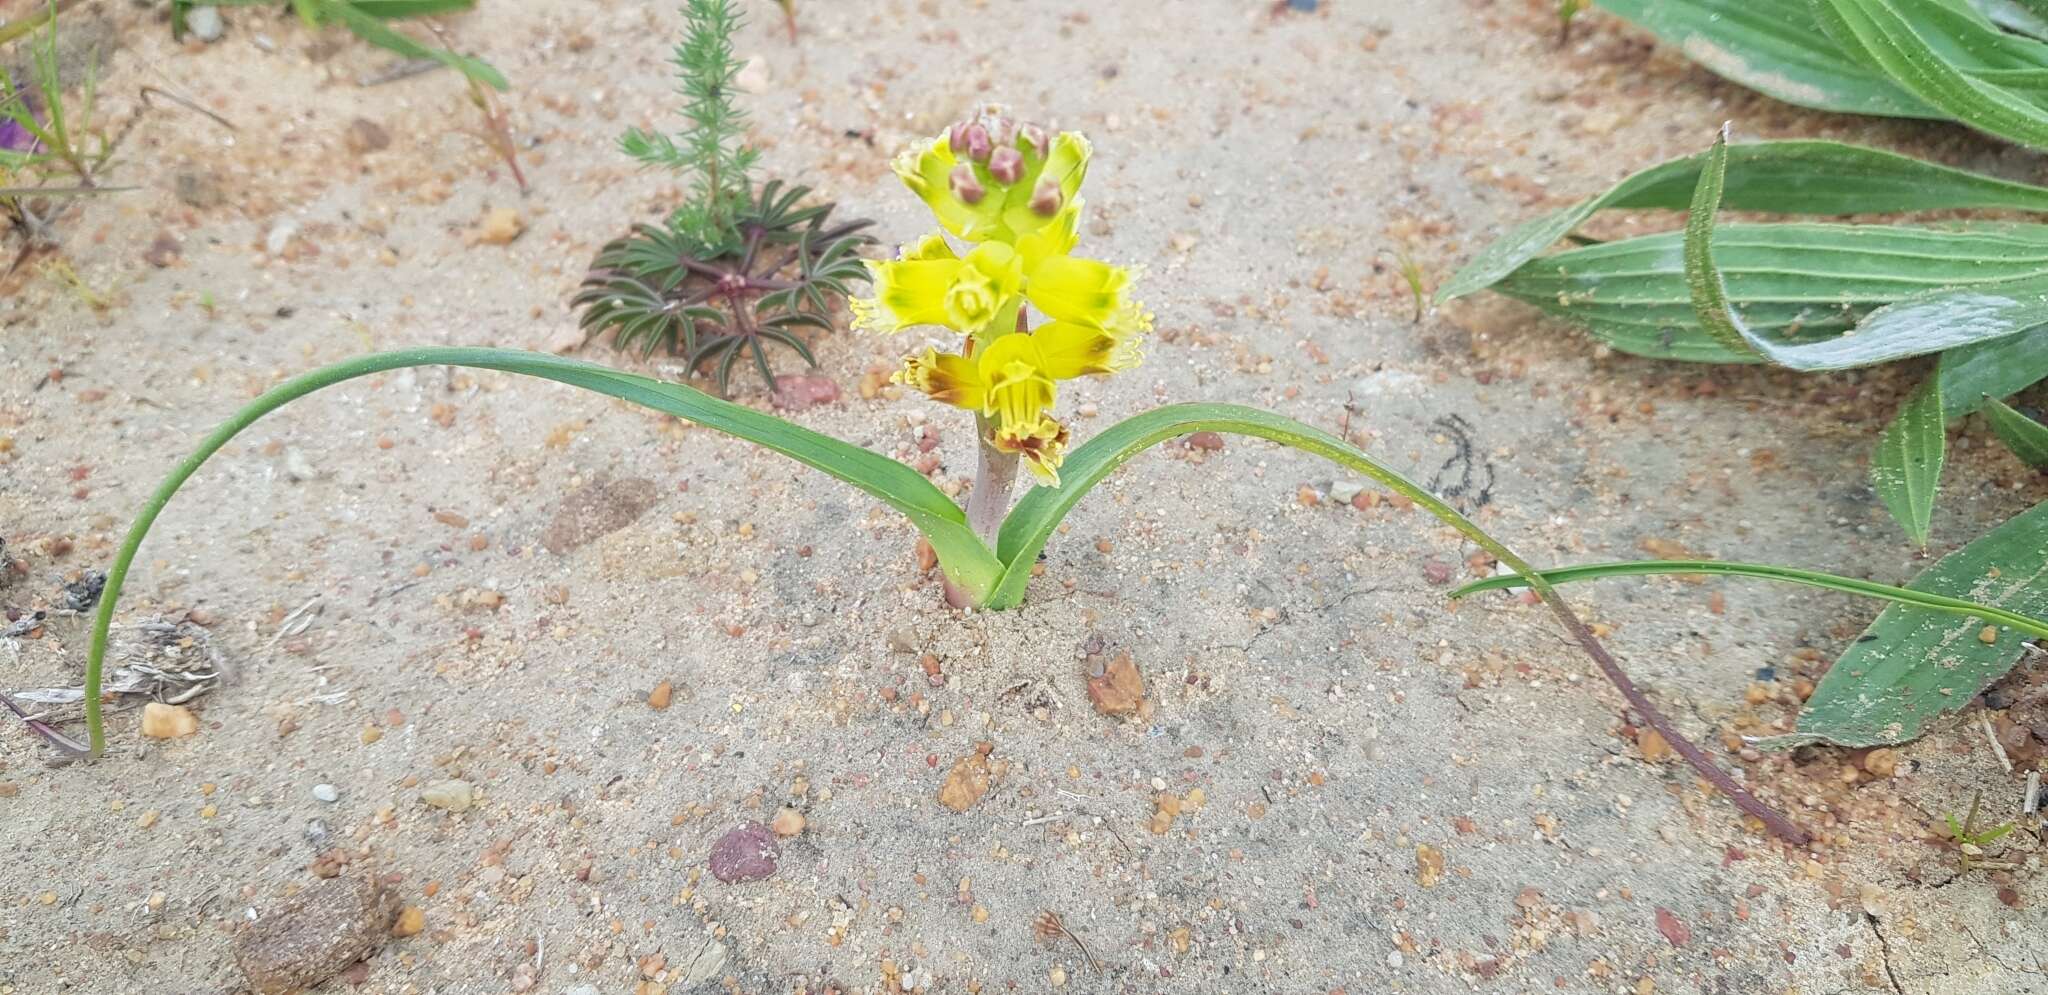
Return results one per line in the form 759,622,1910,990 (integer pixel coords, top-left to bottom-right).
1448,559,2048,640
1438,140,2048,303
989,403,1546,610
325,1,507,90
1592,0,1936,116
1986,397,2048,466
79,347,997,755
1870,376,1947,546
349,0,478,16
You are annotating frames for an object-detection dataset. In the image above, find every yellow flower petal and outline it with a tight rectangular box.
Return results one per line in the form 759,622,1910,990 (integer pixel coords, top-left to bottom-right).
854,236,963,334
1024,321,1128,380
895,347,986,411
1023,253,1135,329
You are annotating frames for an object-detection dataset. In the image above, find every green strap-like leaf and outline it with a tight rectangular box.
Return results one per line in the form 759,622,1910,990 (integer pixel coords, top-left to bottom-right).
1871,376,1948,547
1986,397,2048,466
1787,497,2048,747
1447,559,2048,640
988,403,1538,611
325,1,507,90
79,347,998,754
1437,140,2048,302
1592,0,1937,116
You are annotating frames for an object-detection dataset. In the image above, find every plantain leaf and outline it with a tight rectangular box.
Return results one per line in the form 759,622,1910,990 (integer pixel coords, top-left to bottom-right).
1680,131,2044,373
1986,397,2048,465
1870,376,1948,546
1591,0,1936,116
1490,222,2048,363
1814,0,2048,149
80,348,1000,754
1439,141,2048,304
1448,560,2048,639
1783,498,2048,747
988,404,1523,611
1939,324,2048,418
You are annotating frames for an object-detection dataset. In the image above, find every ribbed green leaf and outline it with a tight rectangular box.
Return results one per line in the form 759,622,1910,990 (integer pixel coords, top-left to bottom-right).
1680,132,2043,372
1815,0,2048,149
1986,397,2048,465
1785,498,2048,747
1490,223,2048,362
1939,324,2048,418
1439,140,2048,302
80,348,1000,755
1870,376,1948,546
1591,0,1936,116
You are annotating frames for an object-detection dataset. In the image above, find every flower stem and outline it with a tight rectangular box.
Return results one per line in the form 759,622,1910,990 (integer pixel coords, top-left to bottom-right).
967,419,1019,543
964,307,1029,543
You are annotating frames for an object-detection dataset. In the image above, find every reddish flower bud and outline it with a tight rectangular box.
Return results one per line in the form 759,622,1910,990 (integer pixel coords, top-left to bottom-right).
948,121,973,154
949,164,986,204
1029,177,1063,216
1016,123,1048,158
988,146,1024,184
985,115,1016,149
964,124,993,162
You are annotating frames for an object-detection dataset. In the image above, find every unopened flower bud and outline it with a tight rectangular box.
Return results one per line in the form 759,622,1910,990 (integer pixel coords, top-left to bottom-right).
964,124,993,162
949,164,986,204
985,115,1016,149
1016,123,1048,158
1029,177,1062,216
988,146,1024,184
948,121,973,154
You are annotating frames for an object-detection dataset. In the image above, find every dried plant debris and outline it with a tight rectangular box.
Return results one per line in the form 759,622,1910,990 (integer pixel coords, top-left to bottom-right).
9,618,228,717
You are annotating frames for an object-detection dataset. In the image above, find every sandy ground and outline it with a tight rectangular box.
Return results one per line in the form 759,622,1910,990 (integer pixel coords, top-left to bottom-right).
1,1,2044,992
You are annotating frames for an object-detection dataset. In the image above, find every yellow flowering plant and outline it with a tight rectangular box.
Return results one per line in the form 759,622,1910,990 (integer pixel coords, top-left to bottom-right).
51,111,2048,852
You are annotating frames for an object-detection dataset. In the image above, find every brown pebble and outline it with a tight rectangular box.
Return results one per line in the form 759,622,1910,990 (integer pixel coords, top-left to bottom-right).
391,906,425,937
344,118,391,155
1861,748,1899,777
140,702,199,739
233,875,396,995
1185,431,1225,451
770,808,805,837
648,680,674,710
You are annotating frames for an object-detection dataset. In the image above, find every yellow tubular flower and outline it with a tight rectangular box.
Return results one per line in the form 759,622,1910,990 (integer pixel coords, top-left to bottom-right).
856,239,1023,337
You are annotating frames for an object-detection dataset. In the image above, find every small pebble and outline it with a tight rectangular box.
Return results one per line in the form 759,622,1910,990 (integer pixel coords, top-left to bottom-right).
1329,479,1363,504
420,779,474,813
140,703,199,739
265,221,298,256
186,6,224,41
311,784,339,804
